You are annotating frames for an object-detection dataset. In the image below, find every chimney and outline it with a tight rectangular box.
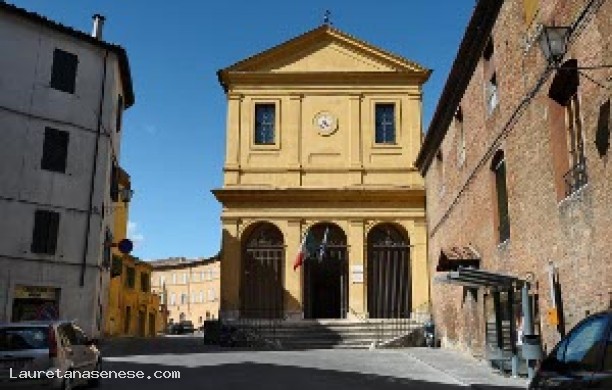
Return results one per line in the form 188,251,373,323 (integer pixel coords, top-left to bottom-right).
91,14,105,39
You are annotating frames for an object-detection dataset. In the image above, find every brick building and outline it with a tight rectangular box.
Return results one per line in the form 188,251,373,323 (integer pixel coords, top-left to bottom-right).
416,0,611,365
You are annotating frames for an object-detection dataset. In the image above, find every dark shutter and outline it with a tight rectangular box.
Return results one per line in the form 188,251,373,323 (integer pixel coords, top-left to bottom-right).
31,210,60,254
110,165,119,202
50,49,78,94
41,127,69,173
595,99,610,157
116,95,124,132
548,59,579,106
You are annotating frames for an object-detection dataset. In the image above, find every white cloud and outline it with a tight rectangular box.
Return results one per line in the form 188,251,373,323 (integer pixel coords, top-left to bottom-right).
127,221,145,248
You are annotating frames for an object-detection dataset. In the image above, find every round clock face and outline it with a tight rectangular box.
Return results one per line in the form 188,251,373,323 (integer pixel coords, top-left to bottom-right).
314,111,338,135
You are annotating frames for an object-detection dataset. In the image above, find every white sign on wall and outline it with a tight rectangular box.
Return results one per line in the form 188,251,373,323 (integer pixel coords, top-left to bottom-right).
351,265,364,283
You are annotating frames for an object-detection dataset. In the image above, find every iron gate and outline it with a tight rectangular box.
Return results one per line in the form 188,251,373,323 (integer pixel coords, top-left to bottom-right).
367,224,411,318
241,223,284,319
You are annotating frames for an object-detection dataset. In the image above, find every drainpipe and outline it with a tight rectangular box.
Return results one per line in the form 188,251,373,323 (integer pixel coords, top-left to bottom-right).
80,49,109,286
521,282,536,379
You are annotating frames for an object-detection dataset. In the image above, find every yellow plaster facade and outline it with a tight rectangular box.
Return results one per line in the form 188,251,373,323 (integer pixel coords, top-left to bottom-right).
214,25,430,321
104,169,164,337
150,257,221,326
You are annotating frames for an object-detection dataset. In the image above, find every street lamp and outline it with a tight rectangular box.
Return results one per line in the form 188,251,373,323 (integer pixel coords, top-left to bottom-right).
538,25,571,66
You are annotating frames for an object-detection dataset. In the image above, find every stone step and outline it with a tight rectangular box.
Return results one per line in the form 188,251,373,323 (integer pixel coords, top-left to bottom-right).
228,319,424,349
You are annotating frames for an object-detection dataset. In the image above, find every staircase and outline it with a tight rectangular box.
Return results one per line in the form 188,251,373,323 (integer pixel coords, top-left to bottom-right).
225,319,424,349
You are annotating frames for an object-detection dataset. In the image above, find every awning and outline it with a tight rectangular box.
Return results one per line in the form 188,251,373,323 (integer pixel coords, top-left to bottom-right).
436,245,481,272
435,267,525,290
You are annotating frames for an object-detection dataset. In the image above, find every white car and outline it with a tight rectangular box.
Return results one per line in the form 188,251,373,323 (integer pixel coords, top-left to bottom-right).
0,321,101,389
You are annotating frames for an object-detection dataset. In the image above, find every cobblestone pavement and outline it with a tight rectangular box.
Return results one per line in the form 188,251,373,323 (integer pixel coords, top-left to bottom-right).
97,336,527,389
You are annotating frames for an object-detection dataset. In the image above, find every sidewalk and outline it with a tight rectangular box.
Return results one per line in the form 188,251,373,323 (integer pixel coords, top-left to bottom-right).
403,348,528,389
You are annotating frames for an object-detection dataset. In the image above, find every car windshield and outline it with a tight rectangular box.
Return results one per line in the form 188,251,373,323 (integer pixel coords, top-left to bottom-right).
0,327,49,351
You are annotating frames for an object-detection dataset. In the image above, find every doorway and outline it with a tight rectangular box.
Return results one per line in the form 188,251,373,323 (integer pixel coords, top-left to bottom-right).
304,223,348,319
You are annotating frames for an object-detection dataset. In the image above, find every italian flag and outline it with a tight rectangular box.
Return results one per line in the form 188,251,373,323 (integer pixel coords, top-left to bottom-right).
293,228,315,271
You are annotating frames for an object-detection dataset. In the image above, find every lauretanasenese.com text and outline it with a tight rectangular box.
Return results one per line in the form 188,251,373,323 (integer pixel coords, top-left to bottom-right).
9,368,181,380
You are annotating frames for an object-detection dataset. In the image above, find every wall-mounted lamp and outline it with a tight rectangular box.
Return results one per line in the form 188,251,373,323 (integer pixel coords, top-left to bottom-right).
538,25,572,66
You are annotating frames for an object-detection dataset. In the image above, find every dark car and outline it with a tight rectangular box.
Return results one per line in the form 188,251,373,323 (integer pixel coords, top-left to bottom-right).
528,310,611,389
169,321,194,335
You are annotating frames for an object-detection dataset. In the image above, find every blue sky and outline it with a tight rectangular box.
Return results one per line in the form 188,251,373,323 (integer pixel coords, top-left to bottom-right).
10,1,474,260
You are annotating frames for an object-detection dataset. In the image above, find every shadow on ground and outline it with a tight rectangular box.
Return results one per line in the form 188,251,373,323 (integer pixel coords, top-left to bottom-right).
98,360,523,390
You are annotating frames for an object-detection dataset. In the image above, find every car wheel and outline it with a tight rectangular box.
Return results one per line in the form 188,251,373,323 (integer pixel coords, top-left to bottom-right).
88,361,101,388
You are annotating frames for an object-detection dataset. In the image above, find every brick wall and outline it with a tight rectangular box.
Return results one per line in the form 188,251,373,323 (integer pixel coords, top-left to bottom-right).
425,0,611,356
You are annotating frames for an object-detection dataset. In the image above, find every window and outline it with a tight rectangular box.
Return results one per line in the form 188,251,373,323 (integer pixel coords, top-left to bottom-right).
182,273,188,284
116,95,124,132
200,271,205,281
159,276,165,287
111,255,123,278
170,293,176,306
180,294,187,305
50,49,78,94
455,107,466,167
604,325,612,371
254,103,275,144
172,273,177,285
140,272,150,293
436,150,445,197
199,291,203,303
193,272,199,282
41,128,69,173
110,164,119,202
486,73,499,114
31,210,60,255
125,267,135,288
548,60,587,199
563,93,587,194
375,103,396,144
555,315,609,371
491,151,510,243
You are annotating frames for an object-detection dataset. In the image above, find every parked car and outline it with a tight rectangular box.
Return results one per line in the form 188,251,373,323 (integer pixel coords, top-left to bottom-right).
528,310,611,389
0,320,101,389
168,321,194,335
177,321,194,334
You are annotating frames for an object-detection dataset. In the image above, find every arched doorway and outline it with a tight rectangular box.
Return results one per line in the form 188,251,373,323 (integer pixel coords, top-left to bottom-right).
367,224,411,318
304,223,348,319
241,222,284,318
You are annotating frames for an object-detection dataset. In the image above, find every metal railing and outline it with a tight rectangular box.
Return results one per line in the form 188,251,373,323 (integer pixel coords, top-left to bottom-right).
220,309,283,348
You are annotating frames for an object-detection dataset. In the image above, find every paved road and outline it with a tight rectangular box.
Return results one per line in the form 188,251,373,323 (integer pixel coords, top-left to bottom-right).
97,336,526,390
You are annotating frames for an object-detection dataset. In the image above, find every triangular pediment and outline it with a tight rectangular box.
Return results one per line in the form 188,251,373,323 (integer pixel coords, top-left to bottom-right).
221,25,429,75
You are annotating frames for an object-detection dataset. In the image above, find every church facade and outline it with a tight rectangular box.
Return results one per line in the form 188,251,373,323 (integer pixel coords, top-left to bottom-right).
213,25,431,321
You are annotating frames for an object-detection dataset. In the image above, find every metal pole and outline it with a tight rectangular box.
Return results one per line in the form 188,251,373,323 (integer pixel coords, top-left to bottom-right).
522,282,536,379
507,289,518,378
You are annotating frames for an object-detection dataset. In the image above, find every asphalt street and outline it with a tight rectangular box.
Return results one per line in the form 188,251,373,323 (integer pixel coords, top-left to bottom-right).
98,336,527,390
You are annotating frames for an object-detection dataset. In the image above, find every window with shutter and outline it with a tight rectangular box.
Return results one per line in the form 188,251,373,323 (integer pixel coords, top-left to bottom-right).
50,49,78,94
375,103,396,144
31,210,60,255
41,128,69,173
116,95,124,132
110,164,119,202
